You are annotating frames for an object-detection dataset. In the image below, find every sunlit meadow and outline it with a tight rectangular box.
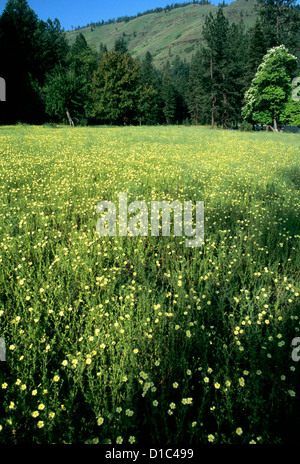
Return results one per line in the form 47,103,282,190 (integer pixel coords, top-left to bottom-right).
0,125,299,444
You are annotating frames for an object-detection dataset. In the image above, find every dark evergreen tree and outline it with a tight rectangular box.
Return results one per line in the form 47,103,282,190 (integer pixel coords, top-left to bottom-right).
245,19,267,87
187,49,211,125
0,0,41,123
171,56,190,123
99,42,108,59
0,0,70,124
140,52,156,87
71,32,89,55
140,52,164,124
188,11,248,128
114,37,128,54
202,9,230,128
161,62,177,124
225,21,249,127
68,33,98,80
36,18,69,83
90,51,148,125
255,0,300,53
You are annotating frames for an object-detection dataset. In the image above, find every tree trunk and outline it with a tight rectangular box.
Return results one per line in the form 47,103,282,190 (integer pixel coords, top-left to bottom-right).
66,110,75,127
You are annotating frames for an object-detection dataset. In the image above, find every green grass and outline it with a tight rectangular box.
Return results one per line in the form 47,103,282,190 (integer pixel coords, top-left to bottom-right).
0,125,299,444
66,0,258,68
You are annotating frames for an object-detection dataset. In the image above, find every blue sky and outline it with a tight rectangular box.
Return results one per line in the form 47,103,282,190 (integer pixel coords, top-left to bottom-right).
0,0,243,30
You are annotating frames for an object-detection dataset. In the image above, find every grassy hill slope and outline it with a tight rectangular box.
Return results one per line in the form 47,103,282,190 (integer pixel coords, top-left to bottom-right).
65,0,258,67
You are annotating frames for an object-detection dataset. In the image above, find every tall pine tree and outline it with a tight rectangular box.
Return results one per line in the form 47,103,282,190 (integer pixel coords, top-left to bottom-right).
202,9,230,128
245,19,267,88
187,49,211,125
255,0,300,53
161,62,177,124
171,56,190,124
90,51,150,125
140,52,164,124
225,21,248,127
0,0,41,123
0,0,69,123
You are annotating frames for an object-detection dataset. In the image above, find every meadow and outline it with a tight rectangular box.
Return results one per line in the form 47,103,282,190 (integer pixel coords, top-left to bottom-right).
0,125,299,444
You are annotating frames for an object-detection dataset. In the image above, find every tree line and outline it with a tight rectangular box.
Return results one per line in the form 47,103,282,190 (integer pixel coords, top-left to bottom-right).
79,1,212,31
0,0,299,128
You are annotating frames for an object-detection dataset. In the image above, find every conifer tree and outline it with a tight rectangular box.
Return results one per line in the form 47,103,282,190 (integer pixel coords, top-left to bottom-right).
187,49,211,125
161,63,176,124
0,0,41,122
202,9,230,128
90,51,147,125
37,18,69,83
99,42,108,59
171,56,190,123
245,19,267,87
225,21,248,127
140,52,164,124
114,37,128,54
68,33,98,80
0,0,69,123
256,0,300,53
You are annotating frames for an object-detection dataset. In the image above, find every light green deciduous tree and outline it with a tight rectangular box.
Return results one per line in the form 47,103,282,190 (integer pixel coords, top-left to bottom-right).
242,45,297,131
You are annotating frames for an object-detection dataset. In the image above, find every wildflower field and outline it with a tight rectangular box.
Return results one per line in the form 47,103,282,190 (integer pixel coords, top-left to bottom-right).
0,125,299,445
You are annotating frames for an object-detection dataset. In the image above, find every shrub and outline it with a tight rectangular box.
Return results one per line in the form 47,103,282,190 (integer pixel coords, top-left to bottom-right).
240,120,253,132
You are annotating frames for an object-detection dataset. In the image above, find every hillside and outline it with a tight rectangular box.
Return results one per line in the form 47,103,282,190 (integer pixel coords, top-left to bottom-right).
65,0,258,67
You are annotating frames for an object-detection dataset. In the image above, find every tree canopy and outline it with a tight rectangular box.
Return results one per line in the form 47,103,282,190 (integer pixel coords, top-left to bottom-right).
242,45,297,130
0,0,299,128
90,51,155,125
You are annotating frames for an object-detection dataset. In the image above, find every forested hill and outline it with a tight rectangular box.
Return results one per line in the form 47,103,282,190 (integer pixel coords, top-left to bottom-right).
66,0,258,67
